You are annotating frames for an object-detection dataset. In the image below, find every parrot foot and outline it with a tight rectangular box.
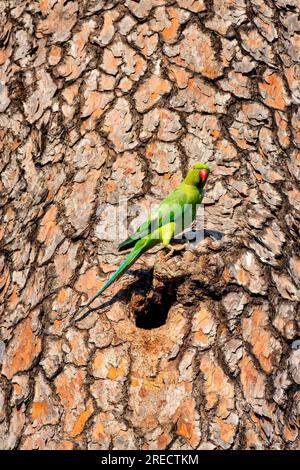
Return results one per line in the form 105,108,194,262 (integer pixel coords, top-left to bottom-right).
164,243,187,260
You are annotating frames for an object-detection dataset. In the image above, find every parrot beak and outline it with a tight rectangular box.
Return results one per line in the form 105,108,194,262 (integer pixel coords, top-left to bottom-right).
199,169,209,184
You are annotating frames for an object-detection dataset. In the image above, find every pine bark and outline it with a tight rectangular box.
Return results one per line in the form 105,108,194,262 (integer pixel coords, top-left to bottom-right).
0,0,299,450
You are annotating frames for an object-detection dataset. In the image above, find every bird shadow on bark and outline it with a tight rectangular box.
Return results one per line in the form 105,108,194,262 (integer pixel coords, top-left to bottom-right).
182,228,224,243
74,267,176,328
74,268,154,324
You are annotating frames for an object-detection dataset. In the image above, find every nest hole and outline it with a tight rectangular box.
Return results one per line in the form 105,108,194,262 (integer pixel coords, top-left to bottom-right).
133,282,178,330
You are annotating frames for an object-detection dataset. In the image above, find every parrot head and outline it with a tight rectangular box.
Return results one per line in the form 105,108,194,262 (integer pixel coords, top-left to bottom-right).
185,163,210,188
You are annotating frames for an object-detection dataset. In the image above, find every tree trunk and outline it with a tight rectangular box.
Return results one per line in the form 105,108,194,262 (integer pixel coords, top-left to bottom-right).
0,0,299,450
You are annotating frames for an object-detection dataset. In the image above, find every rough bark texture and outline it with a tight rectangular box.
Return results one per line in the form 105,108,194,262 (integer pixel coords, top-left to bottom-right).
0,0,300,450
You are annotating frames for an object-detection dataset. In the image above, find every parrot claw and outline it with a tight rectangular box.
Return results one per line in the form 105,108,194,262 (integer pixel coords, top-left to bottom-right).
164,243,187,260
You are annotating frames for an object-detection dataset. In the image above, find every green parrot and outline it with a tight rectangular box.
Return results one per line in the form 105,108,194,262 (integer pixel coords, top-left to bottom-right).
74,163,210,321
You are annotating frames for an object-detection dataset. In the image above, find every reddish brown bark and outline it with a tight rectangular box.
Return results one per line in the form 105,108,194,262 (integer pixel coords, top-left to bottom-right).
0,0,299,450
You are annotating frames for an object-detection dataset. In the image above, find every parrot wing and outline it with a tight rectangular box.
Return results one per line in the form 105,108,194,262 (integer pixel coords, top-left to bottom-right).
118,187,189,251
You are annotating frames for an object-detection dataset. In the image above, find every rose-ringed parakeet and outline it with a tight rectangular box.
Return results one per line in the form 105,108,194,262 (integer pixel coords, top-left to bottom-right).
74,163,210,321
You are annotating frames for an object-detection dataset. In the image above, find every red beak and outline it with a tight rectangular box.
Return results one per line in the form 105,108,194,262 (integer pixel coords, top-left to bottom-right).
199,169,208,183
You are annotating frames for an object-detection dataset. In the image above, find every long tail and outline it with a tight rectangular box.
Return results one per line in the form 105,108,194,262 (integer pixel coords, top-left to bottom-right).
73,235,158,322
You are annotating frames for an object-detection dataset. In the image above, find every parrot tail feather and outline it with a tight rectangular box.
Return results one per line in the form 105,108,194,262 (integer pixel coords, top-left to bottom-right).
73,235,158,322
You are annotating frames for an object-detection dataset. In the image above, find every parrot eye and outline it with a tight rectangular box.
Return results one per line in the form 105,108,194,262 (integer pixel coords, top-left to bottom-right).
199,169,208,183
